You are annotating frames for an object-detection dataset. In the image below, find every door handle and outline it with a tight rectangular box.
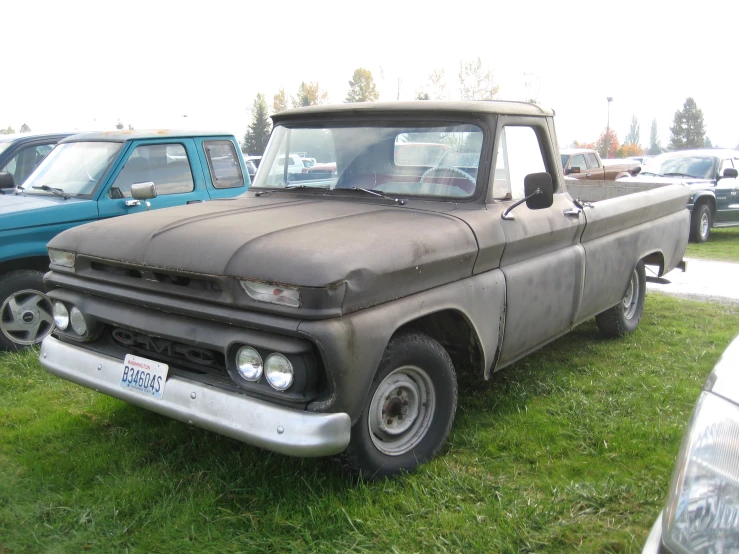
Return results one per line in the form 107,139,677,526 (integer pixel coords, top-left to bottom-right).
125,200,141,207
563,207,582,216
586,173,592,178
187,200,203,204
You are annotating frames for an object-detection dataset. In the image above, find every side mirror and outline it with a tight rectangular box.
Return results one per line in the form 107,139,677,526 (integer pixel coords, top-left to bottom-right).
131,181,157,200
524,172,554,210
632,166,642,176
0,171,15,190
722,168,739,179
565,167,580,175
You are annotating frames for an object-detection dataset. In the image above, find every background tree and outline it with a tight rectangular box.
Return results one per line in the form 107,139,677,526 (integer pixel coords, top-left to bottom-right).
705,137,713,148
669,97,706,150
241,93,272,155
458,58,499,101
115,119,124,130
345,68,379,103
273,87,288,113
624,115,640,146
292,82,328,107
0,126,15,135
648,119,662,155
572,139,596,150
614,143,642,158
595,128,620,158
415,91,430,100
19,123,31,133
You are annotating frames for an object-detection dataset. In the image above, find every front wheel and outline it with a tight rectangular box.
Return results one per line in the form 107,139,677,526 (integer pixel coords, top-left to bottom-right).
343,332,458,479
689,203,711,243
595,260,646,338
0,270,54,351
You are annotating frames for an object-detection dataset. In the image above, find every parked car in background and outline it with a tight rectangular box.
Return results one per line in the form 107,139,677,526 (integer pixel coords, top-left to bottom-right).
0,130,250,350
38,100,689,479
561,148,641,180
0,132,73,190
300,157,317,169
244,155,262,168
244,160,257,180
642,333,739,554
619,149,739,242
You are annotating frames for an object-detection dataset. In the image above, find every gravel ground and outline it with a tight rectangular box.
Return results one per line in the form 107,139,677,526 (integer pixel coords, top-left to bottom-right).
646,258,739,307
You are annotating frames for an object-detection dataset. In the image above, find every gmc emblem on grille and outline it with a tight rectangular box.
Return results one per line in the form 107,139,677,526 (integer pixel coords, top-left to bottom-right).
112,328,216,366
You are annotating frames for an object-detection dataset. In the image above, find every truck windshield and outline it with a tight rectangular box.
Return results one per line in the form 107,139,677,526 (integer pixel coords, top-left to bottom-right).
641,155,717,179
252,123,484,199
22,142,121,196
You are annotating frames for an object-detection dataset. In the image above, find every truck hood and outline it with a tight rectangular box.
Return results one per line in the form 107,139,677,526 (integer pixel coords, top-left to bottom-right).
0,193,98,232
48,196,480,313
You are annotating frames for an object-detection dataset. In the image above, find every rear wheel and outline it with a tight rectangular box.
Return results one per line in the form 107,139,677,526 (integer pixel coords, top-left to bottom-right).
0,270,54,351
344,332,457,479
596,261,646,338
689,203,711,243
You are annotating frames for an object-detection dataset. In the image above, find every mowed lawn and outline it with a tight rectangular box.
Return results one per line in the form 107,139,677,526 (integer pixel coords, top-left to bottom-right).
686,226,739,261
1,294,738,553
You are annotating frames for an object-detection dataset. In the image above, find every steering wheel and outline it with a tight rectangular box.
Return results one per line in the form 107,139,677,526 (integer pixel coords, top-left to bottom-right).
419,166,476,186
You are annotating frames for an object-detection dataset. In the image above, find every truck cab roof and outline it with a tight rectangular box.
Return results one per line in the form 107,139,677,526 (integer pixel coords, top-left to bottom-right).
60,129,235,143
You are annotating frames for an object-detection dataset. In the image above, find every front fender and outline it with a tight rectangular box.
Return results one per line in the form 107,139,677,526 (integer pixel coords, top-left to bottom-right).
688,191,716,214
299,270,506,423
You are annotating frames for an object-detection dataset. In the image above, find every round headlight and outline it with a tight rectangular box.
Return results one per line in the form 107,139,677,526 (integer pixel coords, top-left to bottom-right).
70,307,87,336
265,353,294,391
53,302,69,330
236,346,263,381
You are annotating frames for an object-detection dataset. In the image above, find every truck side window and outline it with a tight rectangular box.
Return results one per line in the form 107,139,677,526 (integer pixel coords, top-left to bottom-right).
0,144,54,186
720,158,734,175
110,144,194,198
204,140,245,189
493,126,546,201
585,153,600,169
569,154,586,170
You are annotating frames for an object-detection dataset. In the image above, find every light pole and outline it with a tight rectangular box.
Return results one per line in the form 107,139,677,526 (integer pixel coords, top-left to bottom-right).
606,97,613,158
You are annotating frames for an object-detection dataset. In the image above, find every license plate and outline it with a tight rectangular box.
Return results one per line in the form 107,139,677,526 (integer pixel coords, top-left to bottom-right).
119,354,169,400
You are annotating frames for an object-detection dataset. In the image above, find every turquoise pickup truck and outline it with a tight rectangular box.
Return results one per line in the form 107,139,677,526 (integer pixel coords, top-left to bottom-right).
0,130,250,349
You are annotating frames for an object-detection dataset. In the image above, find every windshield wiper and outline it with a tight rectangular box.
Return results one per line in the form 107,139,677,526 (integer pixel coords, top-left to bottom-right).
32,185,71,199
662,172,699,179
336,187,405,205
253,184,329,197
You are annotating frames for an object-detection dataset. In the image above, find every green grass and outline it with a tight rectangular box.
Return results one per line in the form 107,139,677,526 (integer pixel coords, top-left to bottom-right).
1,294,738,553
686,226,739,261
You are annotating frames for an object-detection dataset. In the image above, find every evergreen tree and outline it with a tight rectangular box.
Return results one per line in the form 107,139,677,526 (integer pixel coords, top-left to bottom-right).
648,119,662,155
345,68,380,103
241,93,272,155
19,123,31,133
415,91,430,100
273,87,288,113
669,97,706,150
624,115,640,146
0,126,15,135
116,119,124,130
705,137,713,148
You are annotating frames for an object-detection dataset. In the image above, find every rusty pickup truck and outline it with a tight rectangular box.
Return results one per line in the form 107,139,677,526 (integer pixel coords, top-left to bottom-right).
38,101,690,478
561,148,641,180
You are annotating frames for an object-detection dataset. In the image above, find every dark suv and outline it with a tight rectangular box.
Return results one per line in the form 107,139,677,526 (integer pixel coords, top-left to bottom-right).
0,132,73,191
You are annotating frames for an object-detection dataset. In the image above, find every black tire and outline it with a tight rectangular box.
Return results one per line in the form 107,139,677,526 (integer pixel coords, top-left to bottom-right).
0,270,53,351
689,203,711,243
595,260,646,338
343,331,458,480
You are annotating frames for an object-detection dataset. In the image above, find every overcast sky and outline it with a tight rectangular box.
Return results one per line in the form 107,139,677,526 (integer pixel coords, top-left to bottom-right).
3,0,738,149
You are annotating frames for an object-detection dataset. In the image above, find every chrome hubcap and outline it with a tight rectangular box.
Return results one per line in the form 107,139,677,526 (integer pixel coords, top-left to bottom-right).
368,365,436,456
700,212,709,238
622,269,640,320
0,289,55,345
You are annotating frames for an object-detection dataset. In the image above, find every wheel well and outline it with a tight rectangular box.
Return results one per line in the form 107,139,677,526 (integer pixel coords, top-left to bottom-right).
0,256,50,277
394,310,484,379
694,195,716,216
642,251,666,277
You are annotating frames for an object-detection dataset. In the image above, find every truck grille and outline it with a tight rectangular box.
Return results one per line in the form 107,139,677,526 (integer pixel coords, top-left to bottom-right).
90,261,222,293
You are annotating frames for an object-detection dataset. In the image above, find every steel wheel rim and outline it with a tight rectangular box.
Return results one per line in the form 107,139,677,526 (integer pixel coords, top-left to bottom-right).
368,365,436,456
700,211,709,239
0,289,55,346
622,269,639,320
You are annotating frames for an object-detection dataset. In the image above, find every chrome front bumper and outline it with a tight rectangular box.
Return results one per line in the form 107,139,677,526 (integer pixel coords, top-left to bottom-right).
39,336,351,457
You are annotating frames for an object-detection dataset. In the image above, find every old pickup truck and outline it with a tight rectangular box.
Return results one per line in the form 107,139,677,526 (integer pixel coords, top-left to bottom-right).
38,101,690,478
0,130,249,350
561,148,641,180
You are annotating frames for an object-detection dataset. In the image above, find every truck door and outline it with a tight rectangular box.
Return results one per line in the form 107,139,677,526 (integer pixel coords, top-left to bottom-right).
566,153,589,180
714,158,739,223
492,119,587,367
97,139,207,218
585,152,605,179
